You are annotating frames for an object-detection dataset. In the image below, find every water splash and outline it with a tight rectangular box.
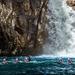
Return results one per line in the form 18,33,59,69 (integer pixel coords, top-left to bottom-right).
62,0,75,51
43,0,75,56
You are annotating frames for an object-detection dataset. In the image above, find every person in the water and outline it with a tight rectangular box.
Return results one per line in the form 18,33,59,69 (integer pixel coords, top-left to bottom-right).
2,58,7,64
59,58,63,64
68,58,72,64
28,56,31,61
14,58,19,63
24,56,31,63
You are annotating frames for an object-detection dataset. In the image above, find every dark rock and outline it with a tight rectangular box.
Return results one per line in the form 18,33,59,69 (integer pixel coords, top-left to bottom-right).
0,0,48,55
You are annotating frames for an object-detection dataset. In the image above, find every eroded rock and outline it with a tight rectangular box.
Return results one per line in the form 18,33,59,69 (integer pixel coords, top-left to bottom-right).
0,0,48,55
66,0,75,9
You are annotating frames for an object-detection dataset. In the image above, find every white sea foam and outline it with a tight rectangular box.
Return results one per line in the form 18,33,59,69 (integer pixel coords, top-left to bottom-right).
43,0,75,57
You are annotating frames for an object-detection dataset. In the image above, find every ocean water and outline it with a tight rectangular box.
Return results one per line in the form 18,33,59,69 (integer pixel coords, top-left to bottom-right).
0,56,75,75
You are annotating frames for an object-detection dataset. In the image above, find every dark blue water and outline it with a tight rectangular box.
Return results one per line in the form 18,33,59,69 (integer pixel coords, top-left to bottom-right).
0,56,75,75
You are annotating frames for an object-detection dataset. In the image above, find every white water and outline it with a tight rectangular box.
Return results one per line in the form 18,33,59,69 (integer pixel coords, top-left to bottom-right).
43,0,75,57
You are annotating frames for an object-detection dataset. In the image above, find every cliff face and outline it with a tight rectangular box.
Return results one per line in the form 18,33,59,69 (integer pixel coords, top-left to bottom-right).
0,0,48,55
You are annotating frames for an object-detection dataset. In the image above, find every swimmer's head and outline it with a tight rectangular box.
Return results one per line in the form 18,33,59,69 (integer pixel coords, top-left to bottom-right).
3,58,6,61
16,58,18,61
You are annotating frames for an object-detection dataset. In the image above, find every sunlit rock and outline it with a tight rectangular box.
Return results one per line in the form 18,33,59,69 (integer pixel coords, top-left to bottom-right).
66,0,75,9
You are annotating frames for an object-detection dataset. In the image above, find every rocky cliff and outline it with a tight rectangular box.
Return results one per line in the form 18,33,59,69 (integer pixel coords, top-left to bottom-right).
66,0,75,9
0,0,48,55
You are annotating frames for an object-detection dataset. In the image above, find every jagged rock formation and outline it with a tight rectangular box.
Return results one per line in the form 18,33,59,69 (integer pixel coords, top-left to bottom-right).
0,0,48,55
66,0,75,9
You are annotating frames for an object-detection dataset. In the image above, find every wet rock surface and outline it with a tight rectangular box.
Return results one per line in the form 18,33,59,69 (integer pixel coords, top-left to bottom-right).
0,0,48,55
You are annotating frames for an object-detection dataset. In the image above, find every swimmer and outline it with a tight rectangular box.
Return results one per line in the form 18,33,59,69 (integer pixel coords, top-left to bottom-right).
59,58,63,64
14,58,19,63
68,58,72,64
24,56,30,63
2,58,7,64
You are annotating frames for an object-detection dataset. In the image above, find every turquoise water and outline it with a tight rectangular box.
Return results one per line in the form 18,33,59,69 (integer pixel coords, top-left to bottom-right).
0,56,75,75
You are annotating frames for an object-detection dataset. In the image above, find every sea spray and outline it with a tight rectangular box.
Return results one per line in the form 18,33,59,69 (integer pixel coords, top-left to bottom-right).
43,0,75,56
